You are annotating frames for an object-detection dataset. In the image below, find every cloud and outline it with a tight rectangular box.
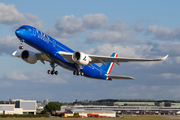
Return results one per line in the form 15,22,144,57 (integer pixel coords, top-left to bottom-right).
6,71,29,80
0,36,19,55
87,31,133,43
145,25,180,41
106,19,128,31
161,73,180,79
0,35,38,55
85,43,142,57
82,14,107,29
25,71,68,84
0,3,42,29
47,15,85,38
86,19,147,44
151,42,180,57
134,24,146,32
47,14,107,38
2,70,68,84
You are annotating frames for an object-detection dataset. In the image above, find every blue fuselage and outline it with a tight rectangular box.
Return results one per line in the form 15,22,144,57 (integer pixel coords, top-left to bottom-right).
15,25,109,80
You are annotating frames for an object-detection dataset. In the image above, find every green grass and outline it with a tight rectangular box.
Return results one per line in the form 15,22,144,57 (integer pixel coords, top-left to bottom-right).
0,115,180,120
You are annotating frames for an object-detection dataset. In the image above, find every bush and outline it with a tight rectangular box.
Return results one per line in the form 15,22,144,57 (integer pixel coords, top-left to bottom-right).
0,114,49,118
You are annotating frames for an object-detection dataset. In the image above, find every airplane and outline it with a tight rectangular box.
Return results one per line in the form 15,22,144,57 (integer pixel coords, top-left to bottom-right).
12,25,168,80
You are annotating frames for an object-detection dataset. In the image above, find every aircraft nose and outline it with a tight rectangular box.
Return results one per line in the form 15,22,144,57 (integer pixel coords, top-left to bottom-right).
15,29,23,40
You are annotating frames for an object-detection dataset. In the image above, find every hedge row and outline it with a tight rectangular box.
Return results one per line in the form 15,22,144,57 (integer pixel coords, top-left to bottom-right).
0,114,49,118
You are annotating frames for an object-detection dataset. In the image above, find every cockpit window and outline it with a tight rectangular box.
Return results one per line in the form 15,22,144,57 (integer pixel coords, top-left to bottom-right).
20,27,28,30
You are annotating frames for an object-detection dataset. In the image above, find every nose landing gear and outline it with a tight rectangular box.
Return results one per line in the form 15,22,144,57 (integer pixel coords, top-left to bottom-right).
19,45,23,49
19,40,24,49
47,62,58,75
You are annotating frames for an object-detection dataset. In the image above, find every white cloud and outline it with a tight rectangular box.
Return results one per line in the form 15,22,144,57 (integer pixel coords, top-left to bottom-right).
151,42,180,56
0,36,18,47
86,19,147,44
176,56,180,63
106,19,128,31
150,86,160,91
85,43,142,57
87,31,133,43
6,71,29,80
26,71,68,84
141,85,147,90
146,25,180,41
1,70,68,84
55,15,84,34
161,73,180,79
47,14,107,38
0,3,42,29
134,24,146,32
47,15,85,38
82,14,107,29
0,35,37,55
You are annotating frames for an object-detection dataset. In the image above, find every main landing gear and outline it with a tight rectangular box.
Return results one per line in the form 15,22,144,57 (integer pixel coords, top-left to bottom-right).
47,62,58,75
73,71,84,76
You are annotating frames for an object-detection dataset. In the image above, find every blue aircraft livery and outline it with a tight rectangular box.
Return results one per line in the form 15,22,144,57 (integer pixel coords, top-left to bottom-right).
13,25,169,80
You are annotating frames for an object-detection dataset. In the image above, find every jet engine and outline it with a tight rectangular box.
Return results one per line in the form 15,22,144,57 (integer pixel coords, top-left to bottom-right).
72,51,91,66
21,50,37,64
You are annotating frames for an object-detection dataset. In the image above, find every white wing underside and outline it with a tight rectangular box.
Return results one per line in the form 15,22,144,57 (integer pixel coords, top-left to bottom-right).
59,51,169,65
12,51,51,64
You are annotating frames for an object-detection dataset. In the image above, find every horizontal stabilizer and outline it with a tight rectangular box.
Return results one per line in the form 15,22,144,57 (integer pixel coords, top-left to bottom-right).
106,75,134,80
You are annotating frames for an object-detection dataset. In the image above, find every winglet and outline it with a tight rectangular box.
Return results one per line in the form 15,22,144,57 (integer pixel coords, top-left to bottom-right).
12,51,21,58
153,54,169,61
162,55,169,60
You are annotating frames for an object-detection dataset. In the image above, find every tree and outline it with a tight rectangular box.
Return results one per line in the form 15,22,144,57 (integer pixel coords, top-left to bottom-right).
44,102,60,114
74,113,79,117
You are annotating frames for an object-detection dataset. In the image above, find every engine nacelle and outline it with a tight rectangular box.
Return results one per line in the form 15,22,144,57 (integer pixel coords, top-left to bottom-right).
72,51,90,66
21,50,37,64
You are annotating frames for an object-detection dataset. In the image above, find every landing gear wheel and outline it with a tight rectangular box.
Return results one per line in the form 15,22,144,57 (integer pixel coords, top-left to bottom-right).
55,71,58,75
73,71,83,76
77,71,81,76
47,70,51,74
47,62,58,75
19,46,23,49
73,71,76,75
51,70,54,75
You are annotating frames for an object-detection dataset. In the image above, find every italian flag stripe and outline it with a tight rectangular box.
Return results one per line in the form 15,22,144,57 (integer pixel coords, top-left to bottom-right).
106,53,118,80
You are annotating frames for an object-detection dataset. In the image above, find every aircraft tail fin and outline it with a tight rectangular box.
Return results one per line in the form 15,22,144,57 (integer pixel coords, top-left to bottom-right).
100,53,118,75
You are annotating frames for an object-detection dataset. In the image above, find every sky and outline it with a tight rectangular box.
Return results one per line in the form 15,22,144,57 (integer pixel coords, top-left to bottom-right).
0,0,180,102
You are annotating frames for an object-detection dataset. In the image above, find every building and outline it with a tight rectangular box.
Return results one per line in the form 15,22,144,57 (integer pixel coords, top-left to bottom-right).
10,99,36,114
72,110,116,117
64,110,73,117
0,99,36,115
0,104,23,114
60,99,180,115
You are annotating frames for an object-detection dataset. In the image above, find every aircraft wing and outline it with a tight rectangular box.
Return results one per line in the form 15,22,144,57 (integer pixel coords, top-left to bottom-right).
12,51,52,64
106,75,134,80
59,51,168,65
12,51,21,58
88,54,169,64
